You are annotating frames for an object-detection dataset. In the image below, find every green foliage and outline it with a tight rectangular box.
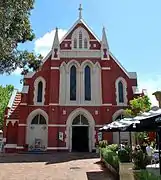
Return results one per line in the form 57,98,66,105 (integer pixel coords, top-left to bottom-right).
134,170,161,180
0,0,42,74
98,140,108,148
0,85,14,129
101,147,119,171
132,149,148,170
124,95,151,117
118,148,131,163
106,144,119,153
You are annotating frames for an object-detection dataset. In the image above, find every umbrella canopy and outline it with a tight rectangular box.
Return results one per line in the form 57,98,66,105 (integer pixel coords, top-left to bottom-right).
99,108,161,132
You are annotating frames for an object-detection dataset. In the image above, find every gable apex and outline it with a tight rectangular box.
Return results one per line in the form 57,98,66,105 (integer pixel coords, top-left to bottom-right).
60,19,100,43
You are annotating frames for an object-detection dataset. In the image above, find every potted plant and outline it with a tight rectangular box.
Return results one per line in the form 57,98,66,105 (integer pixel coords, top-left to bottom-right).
118,147,134,180
132,148,148,170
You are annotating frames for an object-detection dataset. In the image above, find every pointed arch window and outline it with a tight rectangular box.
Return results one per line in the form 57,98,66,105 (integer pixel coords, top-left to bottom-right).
74,38,77,48
70,65,77,101
118,81,124,103
84,38,88,49
85,65,91,101
37,81,43,102
31,114,46,125
79,31,82,48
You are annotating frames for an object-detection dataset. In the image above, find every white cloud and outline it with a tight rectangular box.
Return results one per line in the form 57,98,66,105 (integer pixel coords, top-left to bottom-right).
34,29,67,57
138,74,161,106
12,67,22,76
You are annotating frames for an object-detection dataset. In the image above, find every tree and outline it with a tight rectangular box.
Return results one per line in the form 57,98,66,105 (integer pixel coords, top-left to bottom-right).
0,85,14,129
124,95,151,118
0,0,42,74
124,95,152,144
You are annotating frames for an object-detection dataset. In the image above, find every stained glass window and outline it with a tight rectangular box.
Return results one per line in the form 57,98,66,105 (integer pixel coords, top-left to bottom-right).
118,81,124,103
70,65,76,101
37,81,43,102
85,66,91,101
79,31,82,48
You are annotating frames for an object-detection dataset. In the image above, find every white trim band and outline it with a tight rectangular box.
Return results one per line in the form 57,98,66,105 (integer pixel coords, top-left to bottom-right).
47,147,68,150
51,67,59,70
16,146,24,149
4,144,17,148
20,103,27,105
19,124,26,127
48,124,66,127
101,67,111,70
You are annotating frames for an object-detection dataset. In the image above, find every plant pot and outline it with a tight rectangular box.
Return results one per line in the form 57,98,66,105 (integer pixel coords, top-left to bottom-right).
119,162,134,180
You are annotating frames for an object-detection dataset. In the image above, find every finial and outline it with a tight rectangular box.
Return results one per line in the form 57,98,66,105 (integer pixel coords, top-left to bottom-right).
78,4,83,19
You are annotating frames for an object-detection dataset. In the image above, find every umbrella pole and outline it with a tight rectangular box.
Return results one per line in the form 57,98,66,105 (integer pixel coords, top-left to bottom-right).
129,131,132,148
119,131,121,145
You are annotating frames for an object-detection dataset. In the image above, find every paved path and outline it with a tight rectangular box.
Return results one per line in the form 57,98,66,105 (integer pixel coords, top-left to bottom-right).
0,153,117,180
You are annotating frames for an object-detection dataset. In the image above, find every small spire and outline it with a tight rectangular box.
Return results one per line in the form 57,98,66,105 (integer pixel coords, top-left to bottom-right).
51,27,60,60
101,26,110,60
52,27,59,49
102,26,109,50
78,4,83,19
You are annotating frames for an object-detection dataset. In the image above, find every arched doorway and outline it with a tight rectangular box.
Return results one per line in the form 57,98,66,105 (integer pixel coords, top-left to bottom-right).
27,113,48,151
72,115,89,152
66,108,95,152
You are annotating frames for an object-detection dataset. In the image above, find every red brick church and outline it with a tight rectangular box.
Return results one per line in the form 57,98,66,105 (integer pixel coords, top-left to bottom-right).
3,5,141,152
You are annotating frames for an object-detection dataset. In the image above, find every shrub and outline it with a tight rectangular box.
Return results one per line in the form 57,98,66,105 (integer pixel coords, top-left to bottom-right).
106,144,118,153
132,149,148,170
118,148,131,163
100,145,119,171
134,170,161,180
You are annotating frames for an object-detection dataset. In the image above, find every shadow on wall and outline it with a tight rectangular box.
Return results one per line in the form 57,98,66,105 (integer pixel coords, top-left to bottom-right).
0,152,99,164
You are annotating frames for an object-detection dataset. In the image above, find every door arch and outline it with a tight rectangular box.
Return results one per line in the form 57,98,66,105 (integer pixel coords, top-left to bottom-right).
66,108,95,152
26,109,48,151
72,115,89,152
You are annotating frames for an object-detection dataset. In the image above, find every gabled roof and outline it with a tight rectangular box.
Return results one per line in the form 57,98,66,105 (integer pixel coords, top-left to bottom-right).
60,18,100,43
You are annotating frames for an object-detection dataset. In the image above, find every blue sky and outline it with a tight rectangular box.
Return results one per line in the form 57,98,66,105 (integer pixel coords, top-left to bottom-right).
1,0,161,105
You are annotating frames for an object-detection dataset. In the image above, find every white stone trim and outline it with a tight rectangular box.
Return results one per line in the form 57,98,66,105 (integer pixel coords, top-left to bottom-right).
66,108,95,152
21,85,29,94
33,76,46,105
101,67,111,70
6,119,18,126
115,77,127,106
16,146,24,149
20,103,27,105
4,144,17,148
26,109,48,145
60,50,101,58
112,109,125,121
49,103,59,106
50,67,59,70
47,147,68,150
19,124,26,126
102,103,113,106
48,124,66,127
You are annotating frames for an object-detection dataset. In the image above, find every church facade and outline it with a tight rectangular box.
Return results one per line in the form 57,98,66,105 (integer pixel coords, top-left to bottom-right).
3,6,141,152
